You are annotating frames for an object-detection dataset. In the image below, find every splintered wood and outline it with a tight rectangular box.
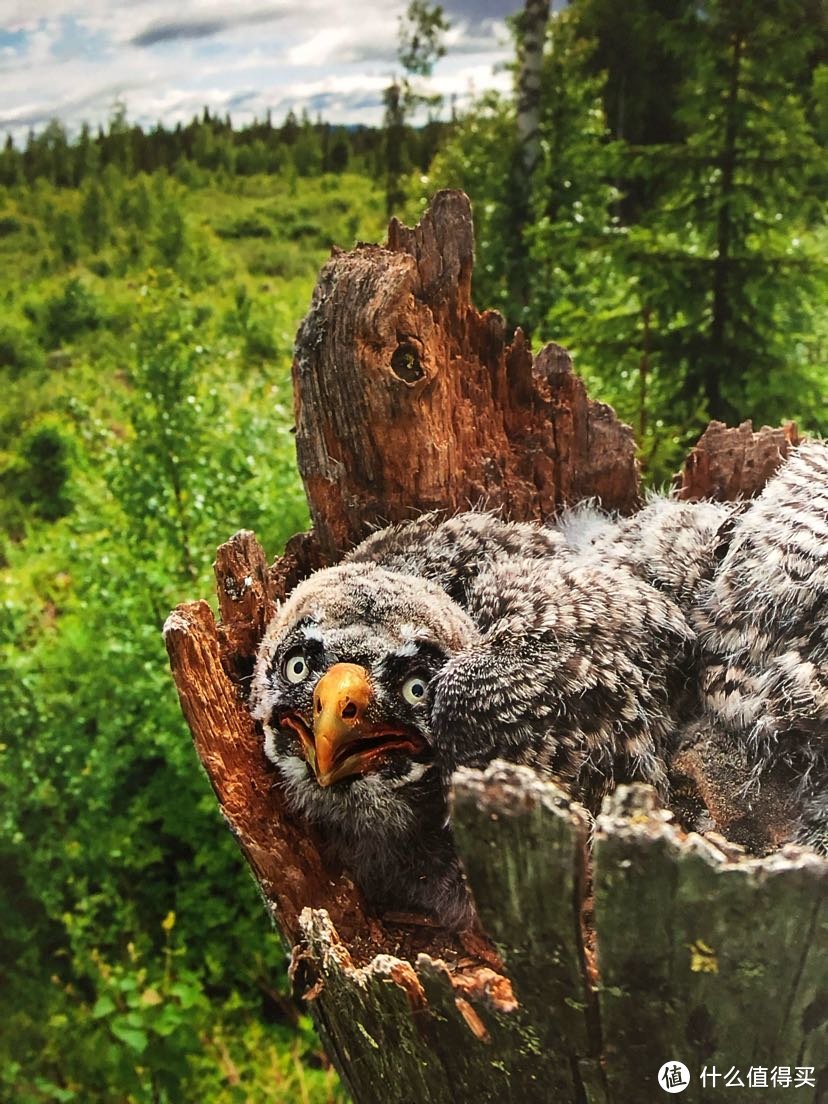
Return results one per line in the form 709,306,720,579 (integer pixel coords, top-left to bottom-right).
166,191,826,1104
293,189,639,558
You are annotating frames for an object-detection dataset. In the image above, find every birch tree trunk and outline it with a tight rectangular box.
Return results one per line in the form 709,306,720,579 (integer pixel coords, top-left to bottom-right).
515,0,551,179
165,191,826,1103
507,0,550,323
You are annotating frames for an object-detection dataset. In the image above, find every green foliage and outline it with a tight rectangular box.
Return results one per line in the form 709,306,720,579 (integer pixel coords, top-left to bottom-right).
154,204,186,268
0,169,379,1102
574,0,693,147
216,216,272,240
0,321,44,376
31,277,106,348
0,212,23,236
80,183,111,253
427,2,827,481
398,0,449,80
636,0,826,425
54,208,82,264
558,0,827,473
16,416,75,521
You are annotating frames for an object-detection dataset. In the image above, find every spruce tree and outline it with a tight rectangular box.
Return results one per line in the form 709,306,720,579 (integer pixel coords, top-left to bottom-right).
0,135,22,187
621,0,827,431
79,183,111,253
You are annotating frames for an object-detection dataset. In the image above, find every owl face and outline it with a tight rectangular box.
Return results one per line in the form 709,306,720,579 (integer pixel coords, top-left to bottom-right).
251,562,479,836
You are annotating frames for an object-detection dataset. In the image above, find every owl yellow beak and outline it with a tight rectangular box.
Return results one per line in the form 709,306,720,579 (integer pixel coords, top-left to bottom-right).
303,663,425,786
313,663,375,786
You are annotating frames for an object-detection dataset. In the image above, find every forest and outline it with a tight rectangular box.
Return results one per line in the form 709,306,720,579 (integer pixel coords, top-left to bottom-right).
0,0,825,1101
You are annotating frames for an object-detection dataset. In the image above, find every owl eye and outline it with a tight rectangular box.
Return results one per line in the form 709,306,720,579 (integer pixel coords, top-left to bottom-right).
401,674,429,706
283,648,311,685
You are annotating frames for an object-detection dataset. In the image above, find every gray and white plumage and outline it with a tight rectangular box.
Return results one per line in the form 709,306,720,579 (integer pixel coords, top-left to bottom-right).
253,560,478,926
692,441,828,851
252,514,697,927
585,496,738,615
251,442,827,927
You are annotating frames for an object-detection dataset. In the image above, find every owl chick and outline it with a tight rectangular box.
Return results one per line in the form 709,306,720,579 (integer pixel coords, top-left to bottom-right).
251,513,694,928
692,440,828,852
563,443,828,852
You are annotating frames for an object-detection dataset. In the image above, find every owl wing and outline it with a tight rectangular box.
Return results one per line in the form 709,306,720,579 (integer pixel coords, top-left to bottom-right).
429,556,694,807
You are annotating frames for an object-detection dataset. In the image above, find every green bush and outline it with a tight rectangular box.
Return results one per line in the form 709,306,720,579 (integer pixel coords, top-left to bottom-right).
16,417,75,520
0,213,23,237
0,322,44,376
243,316,280,362
154,205,186,268
215,216,272,240
27,278,105,348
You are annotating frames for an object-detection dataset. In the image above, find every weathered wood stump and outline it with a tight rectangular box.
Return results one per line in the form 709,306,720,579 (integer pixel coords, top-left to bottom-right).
165,192,826,1103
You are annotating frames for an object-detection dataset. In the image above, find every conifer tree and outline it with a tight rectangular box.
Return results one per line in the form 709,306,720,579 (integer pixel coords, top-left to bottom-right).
73,123,99,185
0,134,22,187
618,0,827,430
79,183,111,253
574,0,692,146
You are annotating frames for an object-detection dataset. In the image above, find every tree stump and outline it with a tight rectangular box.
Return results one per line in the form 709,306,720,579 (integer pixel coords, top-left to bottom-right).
164,192,826,1103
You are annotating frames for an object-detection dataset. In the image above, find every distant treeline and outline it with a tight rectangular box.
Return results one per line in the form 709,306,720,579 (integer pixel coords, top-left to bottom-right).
0,106,448,188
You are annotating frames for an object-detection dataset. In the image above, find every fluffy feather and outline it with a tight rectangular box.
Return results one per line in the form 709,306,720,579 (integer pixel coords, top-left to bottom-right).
692,441,828,850
253,515,700,926
250,443,828,926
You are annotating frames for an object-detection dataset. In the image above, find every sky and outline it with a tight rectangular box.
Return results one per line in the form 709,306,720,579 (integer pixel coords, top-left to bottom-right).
0,0,522,142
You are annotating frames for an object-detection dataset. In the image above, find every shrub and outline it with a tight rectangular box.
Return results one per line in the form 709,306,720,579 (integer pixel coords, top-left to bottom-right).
215,216,272,240
28,278,105,348
16,416,75,520
0,323,44,377
0,214,23,237
243,316,280,362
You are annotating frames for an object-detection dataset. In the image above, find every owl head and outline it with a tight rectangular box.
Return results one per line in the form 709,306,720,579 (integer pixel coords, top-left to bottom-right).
250,562,480,838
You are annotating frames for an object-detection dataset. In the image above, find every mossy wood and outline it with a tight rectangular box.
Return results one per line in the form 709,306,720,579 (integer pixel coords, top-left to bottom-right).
165,192,826,1103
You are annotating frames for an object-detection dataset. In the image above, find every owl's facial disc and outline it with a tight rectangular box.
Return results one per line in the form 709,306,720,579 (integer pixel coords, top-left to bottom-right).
281,662,427,787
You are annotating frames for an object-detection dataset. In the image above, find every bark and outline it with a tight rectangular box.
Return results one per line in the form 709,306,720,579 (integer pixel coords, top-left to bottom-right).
515,0,550,179
675,418,800,502
293,190,638,559
165,192,826,1103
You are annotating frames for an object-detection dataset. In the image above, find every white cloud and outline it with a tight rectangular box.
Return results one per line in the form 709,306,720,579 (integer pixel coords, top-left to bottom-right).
287,19,399,68
0,0,517,141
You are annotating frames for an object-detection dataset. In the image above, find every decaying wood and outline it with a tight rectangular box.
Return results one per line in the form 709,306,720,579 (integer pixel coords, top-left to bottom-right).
593,786,826,1103
293,189,639,558
676,418,800,501
165,192,826,1103
671,724,802,853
